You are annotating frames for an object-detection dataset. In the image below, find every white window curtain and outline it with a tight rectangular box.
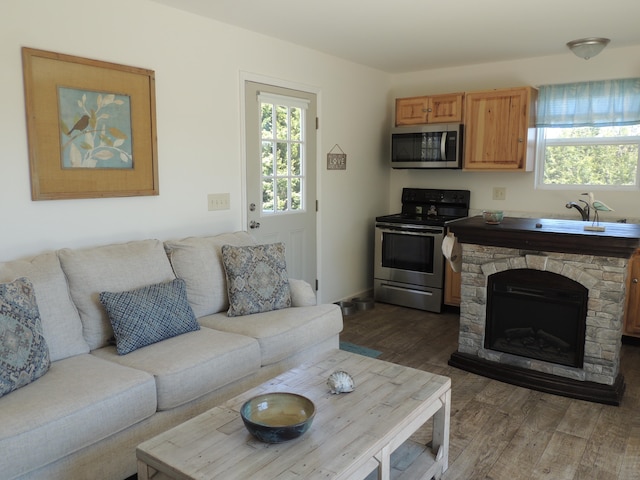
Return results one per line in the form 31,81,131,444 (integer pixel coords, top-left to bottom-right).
536,78,640,128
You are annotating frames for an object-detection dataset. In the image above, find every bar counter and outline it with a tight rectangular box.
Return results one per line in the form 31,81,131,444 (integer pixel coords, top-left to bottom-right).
447,216,640,258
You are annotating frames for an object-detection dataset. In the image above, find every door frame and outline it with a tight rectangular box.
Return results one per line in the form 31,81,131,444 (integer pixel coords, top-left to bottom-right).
239,71,323,293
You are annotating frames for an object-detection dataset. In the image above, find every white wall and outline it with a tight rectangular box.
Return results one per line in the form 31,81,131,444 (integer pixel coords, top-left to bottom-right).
388,47,640,221
0,0,391,303
6,1,638,304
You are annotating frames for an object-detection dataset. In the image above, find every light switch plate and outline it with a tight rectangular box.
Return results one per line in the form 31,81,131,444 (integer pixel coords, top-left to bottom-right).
492,187,506,201
208,193,230,211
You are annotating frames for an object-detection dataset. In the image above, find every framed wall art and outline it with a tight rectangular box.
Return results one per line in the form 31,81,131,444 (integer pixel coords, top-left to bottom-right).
22,47,159,200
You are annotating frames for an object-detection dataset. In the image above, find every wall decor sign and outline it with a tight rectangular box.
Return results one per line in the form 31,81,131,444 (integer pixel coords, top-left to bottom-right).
22,48,158,200
326,144,347,170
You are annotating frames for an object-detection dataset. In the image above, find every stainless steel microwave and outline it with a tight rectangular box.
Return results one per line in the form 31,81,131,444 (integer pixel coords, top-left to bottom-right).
391,124,463,169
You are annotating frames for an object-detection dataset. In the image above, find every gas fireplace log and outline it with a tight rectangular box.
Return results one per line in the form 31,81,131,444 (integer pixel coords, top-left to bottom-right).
505,327,535,339
537,330,570,351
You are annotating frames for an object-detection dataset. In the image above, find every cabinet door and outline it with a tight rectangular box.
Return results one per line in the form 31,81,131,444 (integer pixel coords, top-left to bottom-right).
464,87,535,171
395,97,429,126
395,93,464,126
624,252,640,337
428,93,464,123
444,261,461,306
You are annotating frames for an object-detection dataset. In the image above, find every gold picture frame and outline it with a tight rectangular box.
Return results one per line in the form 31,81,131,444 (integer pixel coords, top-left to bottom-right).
22,47,159,200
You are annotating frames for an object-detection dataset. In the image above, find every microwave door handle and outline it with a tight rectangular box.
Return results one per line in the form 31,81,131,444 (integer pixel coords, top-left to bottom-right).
440,132,447,160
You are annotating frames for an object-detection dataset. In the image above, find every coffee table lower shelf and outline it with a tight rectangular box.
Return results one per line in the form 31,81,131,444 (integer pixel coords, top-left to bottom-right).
137,349,451,480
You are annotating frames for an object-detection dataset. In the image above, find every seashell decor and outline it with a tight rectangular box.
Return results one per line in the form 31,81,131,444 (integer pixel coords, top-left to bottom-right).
327,371,355,394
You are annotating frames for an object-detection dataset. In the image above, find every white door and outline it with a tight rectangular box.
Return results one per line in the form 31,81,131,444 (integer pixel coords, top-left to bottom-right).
244,81,317,288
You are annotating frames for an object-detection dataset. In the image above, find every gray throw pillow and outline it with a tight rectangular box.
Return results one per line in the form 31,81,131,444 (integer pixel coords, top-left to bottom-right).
99,278,199,355
0,277,51,397
221,243,291,317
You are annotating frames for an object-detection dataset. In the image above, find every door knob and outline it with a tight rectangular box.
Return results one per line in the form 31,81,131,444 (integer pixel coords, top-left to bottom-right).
249,220,260,229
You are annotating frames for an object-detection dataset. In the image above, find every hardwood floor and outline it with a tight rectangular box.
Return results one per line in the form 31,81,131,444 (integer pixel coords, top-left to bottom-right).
340,302,640,480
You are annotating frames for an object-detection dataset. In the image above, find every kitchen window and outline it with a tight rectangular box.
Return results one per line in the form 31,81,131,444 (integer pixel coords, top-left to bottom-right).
535,78,640,190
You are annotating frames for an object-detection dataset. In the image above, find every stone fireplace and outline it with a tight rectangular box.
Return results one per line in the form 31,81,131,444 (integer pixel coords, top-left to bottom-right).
447,216,640,405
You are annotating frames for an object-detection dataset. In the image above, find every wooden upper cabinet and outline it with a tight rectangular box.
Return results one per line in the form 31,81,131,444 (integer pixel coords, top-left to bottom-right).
463,86,538,171
624,251,640,337
395,93,464,126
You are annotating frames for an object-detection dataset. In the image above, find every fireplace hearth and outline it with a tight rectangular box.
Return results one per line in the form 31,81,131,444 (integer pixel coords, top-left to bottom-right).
446,216,640,406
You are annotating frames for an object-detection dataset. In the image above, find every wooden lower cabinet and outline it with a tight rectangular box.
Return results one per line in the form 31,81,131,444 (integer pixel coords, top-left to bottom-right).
444,261,461,307
624,251,640,337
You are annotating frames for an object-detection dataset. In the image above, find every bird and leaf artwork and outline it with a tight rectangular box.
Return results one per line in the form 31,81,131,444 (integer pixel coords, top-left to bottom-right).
58,86,133,169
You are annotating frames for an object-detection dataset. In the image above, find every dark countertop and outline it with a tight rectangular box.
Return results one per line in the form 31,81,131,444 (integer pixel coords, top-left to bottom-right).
447,216,640,258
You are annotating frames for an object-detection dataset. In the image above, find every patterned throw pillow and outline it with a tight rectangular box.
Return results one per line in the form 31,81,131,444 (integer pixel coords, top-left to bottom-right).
221,243,291,317
99,278,200,355
0,277,51,397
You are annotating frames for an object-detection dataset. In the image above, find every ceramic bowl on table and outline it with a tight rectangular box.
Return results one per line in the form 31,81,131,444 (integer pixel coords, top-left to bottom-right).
240,392,315,443
482,210,504,224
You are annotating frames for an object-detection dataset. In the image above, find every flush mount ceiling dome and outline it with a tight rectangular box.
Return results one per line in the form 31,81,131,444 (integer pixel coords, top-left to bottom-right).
566,37,611,60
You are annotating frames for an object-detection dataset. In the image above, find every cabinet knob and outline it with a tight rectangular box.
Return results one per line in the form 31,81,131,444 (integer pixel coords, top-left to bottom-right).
633,278,638,284
518,138,524,143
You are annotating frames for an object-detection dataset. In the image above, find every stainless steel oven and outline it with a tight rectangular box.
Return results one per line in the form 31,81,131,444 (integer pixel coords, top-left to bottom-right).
374,188,470,313
374,223,445,312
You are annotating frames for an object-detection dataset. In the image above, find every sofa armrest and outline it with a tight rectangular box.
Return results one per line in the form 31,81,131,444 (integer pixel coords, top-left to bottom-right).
289,279,316,307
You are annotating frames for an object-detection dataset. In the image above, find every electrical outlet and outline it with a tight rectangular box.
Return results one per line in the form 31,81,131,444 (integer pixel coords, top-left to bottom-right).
492,187,506,201
207,193,230,211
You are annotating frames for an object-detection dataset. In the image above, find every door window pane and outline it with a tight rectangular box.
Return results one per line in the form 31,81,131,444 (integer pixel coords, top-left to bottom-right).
262,179,274,213
261,142,274,176
260,99,305,214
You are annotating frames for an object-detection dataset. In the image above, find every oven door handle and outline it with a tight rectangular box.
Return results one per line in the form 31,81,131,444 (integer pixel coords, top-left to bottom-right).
380,283,434,296
376,225,444,235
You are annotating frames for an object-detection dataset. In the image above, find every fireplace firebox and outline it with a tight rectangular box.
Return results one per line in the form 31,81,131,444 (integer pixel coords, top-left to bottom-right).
485,269,588,368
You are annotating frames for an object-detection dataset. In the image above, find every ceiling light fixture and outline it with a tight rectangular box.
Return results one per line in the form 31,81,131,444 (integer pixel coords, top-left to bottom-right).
566,37,610,60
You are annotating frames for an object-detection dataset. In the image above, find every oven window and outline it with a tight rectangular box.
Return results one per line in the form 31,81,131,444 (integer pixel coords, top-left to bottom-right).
381,232,435,273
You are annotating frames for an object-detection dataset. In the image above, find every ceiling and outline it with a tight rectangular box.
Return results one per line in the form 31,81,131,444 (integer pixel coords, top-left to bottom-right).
152,0,640,73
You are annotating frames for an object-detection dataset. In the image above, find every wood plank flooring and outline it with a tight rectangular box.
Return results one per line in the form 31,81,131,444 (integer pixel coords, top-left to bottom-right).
340,302,640,480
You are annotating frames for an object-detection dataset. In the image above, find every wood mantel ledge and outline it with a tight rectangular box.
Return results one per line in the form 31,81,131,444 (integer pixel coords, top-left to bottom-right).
447,216,640,258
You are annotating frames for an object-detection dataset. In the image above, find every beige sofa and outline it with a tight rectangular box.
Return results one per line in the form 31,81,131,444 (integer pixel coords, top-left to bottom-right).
0,232,343,480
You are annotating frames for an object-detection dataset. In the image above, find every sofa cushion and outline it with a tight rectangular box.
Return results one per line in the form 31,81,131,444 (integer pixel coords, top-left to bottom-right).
199,304,343,366
0,252,89,361
58,239,176,350
0,353,156,479
221,243,291,317
0,278,51,397
100,278,200,355
164,232,256,317
92,327,261,410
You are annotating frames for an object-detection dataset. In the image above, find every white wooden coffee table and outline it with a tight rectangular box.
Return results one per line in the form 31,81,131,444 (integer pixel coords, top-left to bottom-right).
137,349,451,480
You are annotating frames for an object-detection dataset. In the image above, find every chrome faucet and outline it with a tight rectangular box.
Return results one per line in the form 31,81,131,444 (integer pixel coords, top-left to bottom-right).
565,199,590,221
